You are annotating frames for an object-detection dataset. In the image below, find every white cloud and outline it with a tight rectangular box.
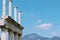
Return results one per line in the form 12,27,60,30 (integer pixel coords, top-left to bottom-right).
35,23,53,30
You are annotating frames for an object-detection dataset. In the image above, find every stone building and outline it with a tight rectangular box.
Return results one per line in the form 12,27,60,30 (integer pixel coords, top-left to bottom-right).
0,0,24,40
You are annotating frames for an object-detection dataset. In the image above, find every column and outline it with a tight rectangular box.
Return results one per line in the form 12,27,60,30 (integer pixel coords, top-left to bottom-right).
9,0,12,17
14,32,18,40
14,6,17,21
18,34,22,40
18,10,21,24
8,30,13,40
1,28,7,40
0,27,1,38
2,0,6,18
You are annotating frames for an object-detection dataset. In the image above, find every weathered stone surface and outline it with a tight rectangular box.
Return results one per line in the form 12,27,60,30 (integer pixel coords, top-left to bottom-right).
0,16,23,34
0,16,24,40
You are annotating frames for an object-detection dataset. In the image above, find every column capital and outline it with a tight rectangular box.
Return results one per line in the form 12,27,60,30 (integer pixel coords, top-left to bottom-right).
8,29,12,32
1,27,7,32
18,34,22,36
14,32,17,34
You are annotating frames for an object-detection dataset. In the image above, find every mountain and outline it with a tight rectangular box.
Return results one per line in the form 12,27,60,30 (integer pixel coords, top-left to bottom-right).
51,36,60,40
23,33,41,40
22,33,60,40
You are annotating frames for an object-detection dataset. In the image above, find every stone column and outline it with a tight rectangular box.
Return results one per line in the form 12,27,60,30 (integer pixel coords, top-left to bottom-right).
14,6,17,21
1,28,7,40
2,0,6,18
18,34,22,40
20,36,22,40
18,10,21,24
0,28,1,38
8,30,13,40
14,32,18,40
9,0,12,17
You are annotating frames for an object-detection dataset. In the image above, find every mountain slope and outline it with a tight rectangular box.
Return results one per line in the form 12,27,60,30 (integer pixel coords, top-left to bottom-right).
23,33,41,40
22,33,60,40
51,36,60,40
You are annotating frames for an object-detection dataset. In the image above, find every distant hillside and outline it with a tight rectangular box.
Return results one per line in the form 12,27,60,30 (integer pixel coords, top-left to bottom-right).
22,33,60,40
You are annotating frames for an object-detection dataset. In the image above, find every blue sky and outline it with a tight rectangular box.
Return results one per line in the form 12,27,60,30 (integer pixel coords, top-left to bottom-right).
0,0,60,38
